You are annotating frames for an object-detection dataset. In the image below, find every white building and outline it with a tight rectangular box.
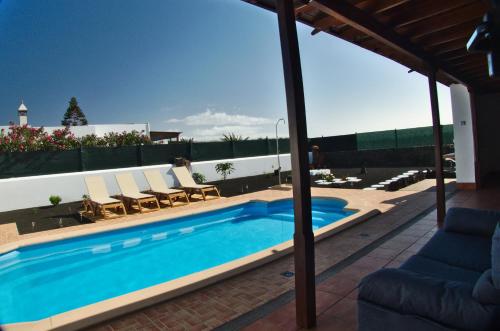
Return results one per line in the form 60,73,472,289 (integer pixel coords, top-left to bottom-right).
0,101,151,138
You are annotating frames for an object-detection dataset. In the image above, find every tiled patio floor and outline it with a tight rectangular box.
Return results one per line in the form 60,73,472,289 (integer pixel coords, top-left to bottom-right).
240,211,438,331
239,185,500,331
81,179,457,331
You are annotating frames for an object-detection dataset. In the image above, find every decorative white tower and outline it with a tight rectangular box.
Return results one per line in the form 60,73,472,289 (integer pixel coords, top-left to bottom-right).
18,101,28,126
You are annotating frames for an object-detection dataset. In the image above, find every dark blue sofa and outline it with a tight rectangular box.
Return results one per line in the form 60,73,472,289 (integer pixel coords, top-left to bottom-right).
358,207,500,331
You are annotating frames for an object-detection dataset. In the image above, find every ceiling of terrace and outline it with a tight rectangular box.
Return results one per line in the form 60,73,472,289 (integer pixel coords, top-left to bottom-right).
244,0,499,93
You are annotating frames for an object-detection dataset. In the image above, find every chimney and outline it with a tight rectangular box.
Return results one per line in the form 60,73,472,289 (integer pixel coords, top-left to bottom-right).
18,100,28,126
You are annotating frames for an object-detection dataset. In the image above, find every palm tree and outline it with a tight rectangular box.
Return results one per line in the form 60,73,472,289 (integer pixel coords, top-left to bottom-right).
221,132,249,142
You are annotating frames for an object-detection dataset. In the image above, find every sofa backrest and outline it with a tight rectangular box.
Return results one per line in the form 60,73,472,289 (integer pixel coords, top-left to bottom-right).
444,207,500,238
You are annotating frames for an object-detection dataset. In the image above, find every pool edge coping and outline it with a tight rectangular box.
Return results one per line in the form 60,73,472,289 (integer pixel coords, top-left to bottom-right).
1,198,379,331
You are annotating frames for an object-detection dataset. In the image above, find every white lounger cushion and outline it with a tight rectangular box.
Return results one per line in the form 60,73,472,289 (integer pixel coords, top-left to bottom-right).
115,173,155,199
172,166,215,189
144,170,185,195
85,176,121,205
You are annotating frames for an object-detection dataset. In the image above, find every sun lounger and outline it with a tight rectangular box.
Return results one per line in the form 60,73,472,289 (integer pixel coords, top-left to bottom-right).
172,166,220,200
115,173,160,213
84,176,127,219
143,169,189,207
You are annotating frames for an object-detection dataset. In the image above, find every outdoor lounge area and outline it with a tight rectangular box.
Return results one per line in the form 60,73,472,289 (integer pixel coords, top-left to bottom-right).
0,179,457,330
1,0,500,330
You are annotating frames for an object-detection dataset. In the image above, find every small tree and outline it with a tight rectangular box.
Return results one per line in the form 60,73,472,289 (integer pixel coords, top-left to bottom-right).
215,162,235,180
221,132,249,142
62,97,88,126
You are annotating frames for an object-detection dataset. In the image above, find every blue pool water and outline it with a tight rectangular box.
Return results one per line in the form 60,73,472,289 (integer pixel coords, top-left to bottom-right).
0,198,355,324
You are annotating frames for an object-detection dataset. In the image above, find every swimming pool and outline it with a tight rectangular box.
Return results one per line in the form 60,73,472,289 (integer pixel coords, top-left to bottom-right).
0,198,355,324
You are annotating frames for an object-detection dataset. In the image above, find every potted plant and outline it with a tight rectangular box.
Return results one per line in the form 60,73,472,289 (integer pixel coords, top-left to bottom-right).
215,162,235,181
215,162,235,195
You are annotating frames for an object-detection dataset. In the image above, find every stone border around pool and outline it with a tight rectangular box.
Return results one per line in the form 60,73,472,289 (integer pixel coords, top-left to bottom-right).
1,196,380,331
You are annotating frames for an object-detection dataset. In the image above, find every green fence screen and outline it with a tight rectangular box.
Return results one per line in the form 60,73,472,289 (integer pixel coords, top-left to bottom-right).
0,125,454,179
142,144,190,166
82,146,138,171
233,140,269,158
357,129,397,150
355,125,453,151
268,138,290,154
191,141,234,161
309,134,357,151
0,150,81,178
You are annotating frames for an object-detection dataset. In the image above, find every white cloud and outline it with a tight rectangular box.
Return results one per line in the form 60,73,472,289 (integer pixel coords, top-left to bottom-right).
190,125,267,141
163,108,288,141
166,109,274,126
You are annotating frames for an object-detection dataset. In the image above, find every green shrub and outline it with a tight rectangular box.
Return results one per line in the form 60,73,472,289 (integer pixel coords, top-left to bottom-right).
49,195,62,206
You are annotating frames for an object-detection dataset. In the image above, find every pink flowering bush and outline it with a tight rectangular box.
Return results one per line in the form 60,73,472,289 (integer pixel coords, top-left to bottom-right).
0,125,151,153
103,131,152,147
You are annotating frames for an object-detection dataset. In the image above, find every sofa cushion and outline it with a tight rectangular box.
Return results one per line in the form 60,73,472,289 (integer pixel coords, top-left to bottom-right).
493,224,500,288
473,269,500,305
359,268,500,331
358,300,456,331
401,255,482,285
418,230,491,272
444,207,500,237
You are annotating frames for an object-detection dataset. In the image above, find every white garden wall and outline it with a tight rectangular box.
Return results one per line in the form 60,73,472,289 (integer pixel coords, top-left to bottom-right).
450,84,476,185
0,154,291,213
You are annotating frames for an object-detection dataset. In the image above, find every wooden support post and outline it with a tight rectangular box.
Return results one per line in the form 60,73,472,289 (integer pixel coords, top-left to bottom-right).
276,0,316,328
428,70,446,227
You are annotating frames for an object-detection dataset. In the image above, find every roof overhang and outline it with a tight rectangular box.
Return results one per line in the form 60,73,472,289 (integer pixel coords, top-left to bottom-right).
243,0,500,93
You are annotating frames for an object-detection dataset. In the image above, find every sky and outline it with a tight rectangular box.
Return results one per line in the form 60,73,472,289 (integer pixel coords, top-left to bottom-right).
0,0,453,141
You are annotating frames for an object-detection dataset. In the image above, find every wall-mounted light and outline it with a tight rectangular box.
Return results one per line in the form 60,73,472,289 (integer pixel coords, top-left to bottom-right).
467,1,500,77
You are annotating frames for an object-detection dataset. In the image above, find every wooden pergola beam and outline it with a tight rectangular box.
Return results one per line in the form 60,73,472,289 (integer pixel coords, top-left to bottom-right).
310,0,473,87
295,3,314,17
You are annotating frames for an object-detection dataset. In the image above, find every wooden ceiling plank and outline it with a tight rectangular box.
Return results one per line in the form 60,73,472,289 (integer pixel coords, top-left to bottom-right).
397,2,488,38
413,20,478,46
431,39,468,55
439,51,470,62
453,61,487,72
448,54,486,66
356,0,411,14
381,0,475,29
334,0,411,34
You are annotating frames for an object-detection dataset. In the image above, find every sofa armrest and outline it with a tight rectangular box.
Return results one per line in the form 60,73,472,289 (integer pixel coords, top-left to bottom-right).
359,268,500,331
444,207,500,237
